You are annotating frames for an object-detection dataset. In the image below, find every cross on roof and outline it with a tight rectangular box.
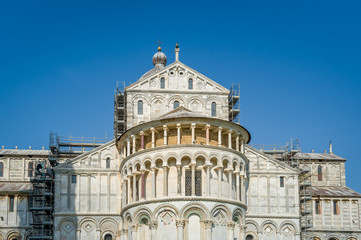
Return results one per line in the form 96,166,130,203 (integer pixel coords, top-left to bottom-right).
156,40,163,47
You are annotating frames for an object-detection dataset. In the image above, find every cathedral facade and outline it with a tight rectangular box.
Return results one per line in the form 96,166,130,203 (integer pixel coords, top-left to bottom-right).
0,45,360,240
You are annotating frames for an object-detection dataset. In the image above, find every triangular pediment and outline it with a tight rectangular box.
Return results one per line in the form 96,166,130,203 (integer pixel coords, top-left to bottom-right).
54,140,117,171
245,146,299,174
126,61,230,94
158,106,207,119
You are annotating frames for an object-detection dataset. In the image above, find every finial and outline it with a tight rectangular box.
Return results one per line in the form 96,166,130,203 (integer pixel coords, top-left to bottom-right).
156,40,163,52
175,42,180,61
329,140,333,154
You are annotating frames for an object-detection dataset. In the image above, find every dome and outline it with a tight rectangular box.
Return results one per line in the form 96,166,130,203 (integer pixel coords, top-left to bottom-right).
152,46,167,67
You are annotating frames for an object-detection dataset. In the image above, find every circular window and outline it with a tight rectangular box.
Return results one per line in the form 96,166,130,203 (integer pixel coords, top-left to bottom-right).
169,71,175,76
178,71,184,76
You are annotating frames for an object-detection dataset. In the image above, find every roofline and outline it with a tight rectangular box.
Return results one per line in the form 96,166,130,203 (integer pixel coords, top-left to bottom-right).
125,61,230,93
117,116,251,144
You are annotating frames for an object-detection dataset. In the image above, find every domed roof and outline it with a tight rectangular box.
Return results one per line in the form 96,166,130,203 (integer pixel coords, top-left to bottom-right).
138,47,167,81
152,46,167,67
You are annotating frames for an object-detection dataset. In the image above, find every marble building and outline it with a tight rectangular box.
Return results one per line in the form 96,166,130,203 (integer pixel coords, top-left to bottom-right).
0,44,361,240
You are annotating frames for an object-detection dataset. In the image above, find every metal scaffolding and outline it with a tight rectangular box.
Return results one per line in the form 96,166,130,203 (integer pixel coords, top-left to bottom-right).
29,161,54,239
228,83,240,124
114,81,127,138
251,138,313,240
29,132,109,239
282,139,313,239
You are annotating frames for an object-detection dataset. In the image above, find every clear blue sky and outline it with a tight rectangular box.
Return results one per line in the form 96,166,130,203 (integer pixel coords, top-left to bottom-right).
1,1,360,191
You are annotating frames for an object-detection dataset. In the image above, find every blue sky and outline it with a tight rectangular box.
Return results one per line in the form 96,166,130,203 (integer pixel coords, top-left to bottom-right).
0,1,360,191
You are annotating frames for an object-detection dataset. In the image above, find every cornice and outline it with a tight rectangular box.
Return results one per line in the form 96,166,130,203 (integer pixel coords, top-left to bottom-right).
119,144,247,169
55,213,121,217
121,196,247,215
246,215,299,219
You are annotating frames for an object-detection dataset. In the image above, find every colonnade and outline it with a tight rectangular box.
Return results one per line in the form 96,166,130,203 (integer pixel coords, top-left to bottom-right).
120,123,246,159
119,219,245,240
122,162,246,206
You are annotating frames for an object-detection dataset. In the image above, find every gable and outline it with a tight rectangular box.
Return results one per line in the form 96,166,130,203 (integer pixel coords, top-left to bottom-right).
245,146,299,174
54,140,118,172
126,61,230,94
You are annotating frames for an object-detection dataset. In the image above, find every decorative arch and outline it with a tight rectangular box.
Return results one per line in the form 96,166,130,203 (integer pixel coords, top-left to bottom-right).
99,217,119,232
186,96,205,107
232,208,245,224
205,96,222,106
152,203,180,220
133,206,152,223
245,220,260,233
79,217,98,230
153,154,165,165
279,220,299,233
131,94,150,104
56,217,78,231
168,95,186,107
6,232,22,240
102,232,115,240
194,151,209,162
165,152,179,164
181,202,209,220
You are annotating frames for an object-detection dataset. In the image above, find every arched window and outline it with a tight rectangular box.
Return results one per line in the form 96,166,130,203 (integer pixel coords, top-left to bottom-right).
246,235,254,240
28,162,33,177
174,101,180,109
318,165,322,181
104,234,112,240
106,158,110,169
211,102,217,117
0,162,3,177
188,78,193,89
160,78,165,89
138,100,143,115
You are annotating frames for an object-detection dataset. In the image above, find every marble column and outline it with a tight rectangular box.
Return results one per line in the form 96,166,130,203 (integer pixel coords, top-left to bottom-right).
77,230,80,240
140,171,145,200
240,226,246,240
206,165,211,196
205,124,210,145
132,135,136,154
191,164,196,195
177,165,181,196
228,170,233,199
163,166,168,197
176,220,185,240
241,176,245,203
127,139,131,157
151,128,156,148
236,135,240,151
218,168,222,198
150,221,158,240
177,123,181,144
191,123,196,144
218,127,223,146
227,222,235,240
241,140,245,154
236,172,240,201
151,168,156,199
140,131,145,150
204,220,213,240
228,130,232,149
134,174,138,201
163,125,168,146
131,225,137,240
127,177,131,204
